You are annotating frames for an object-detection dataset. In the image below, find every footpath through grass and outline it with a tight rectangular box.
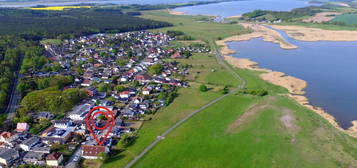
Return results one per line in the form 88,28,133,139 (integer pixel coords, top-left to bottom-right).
103,11,248,168
133,69,357,168
103,10,357,168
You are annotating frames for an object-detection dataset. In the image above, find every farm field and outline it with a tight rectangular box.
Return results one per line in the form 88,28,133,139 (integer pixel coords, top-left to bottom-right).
331,13,357,25
29,6,91,10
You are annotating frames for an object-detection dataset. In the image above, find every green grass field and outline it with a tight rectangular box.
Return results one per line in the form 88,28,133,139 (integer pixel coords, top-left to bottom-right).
134,93,357,168
102,10,357,168
141,10,251,43
331,13,357,25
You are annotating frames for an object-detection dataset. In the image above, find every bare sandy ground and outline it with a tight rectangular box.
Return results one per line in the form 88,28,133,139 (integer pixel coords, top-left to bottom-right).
271,25,357,42
226,15,242,19
217,23,357,137
217,23,297,52
168,10,186,15
303,12,341,23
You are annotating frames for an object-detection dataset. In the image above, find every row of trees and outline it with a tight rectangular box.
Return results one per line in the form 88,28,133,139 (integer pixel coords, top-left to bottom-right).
0,36,26,112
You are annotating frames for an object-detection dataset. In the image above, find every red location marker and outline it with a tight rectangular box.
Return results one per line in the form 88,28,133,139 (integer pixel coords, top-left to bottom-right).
86,106,115,146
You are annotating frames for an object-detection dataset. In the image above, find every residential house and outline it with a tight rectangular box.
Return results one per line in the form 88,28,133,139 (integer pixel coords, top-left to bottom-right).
0,148,19,166
81,145,108,159
81,79,92,87
23,151,45,165
135,74,151,83
46,152,63,167
142,88,151,95
0,132,16,144
16,123,29,132
68,104,91,121
54,120,72,129
32,147,51,154
119,91,130,99
42,127,73,144
20,137,40,151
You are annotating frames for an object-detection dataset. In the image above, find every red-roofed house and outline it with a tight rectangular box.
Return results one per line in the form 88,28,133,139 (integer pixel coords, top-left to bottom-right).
81,145,108,159
171,51,182,59
120,91,130,99
81,79,92,87
0,132,15,144
135,74,151,83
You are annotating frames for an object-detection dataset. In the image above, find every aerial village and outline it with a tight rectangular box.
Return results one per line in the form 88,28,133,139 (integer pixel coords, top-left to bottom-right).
0,31,210,167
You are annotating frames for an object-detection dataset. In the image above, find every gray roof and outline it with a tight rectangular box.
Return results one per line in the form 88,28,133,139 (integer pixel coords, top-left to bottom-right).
24,151,45,160
0,148,19,162
22,137,40,147
31,147,51,153
69,104,91,115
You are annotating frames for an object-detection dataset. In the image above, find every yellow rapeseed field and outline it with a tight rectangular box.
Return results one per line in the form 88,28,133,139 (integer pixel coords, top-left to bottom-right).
29,6,91,11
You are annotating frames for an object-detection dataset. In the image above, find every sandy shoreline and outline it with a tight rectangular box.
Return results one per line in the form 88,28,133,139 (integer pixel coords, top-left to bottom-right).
271,25,357,42
168,9,186,15
217,24,357,137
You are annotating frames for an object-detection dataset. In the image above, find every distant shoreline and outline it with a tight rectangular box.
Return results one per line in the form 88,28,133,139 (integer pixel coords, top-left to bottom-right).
217,23,357,138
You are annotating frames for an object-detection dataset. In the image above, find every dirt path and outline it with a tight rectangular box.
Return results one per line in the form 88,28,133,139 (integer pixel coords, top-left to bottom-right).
226,96,276,133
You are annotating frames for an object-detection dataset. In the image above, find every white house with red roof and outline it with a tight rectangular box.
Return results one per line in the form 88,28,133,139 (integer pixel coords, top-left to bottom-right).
120,91,130,99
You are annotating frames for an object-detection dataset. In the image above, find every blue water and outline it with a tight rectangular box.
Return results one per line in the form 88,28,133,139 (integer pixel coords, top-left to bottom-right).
175,0,316,18
228,29,357,128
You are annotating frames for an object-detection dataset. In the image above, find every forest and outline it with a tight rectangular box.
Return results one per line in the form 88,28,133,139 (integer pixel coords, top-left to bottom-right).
0,7,172,38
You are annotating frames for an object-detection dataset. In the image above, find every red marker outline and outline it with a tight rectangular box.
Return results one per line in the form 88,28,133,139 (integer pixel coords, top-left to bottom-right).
91,111,110,130
86,106,115,146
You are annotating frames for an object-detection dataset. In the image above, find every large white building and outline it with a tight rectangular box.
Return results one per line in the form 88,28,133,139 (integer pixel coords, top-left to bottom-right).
68,103,91,121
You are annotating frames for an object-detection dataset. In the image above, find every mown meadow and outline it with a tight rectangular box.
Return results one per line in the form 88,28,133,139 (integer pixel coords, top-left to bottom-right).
102,10,357,168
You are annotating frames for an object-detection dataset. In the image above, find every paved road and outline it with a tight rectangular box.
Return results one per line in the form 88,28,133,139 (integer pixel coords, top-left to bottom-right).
65,146,82,168
4,52,24,120
124,43,246,168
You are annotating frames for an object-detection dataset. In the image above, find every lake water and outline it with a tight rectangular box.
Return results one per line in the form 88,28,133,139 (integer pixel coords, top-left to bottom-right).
175,0,316,18
228,29,357,128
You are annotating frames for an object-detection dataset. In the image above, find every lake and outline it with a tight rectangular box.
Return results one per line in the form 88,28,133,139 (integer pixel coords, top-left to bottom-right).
175,0,316,18
228,29,357,128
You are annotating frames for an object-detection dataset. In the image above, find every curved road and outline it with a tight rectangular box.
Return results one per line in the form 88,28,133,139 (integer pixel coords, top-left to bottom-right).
125,43,246,168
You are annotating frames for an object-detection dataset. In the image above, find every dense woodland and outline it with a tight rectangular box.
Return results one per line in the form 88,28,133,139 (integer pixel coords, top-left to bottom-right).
0,7,172,38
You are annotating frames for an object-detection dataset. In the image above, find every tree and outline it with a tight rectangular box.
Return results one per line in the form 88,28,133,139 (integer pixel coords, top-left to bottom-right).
116,59,128,66
16,81,30,94
199,84,208,92
98,83,109,92
97,152,108,163
117,133,137,149
52,62,62,72
115,85,125,92
148,64,163,75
